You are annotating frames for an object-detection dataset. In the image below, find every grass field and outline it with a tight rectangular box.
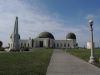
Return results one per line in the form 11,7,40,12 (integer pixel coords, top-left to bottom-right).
66,48,100,67
0,48,53,75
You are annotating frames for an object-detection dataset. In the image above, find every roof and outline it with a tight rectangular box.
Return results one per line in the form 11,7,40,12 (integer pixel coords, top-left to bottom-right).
66,33,76,39
38,32,54,39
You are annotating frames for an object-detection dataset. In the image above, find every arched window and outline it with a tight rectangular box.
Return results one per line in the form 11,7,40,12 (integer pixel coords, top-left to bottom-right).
48,39,50,48
76,43,78,46
32,39,34,47
68,44,70,47
28,43,29,47
24,43,26,47
21,43,23,48
64,44,66,47
57,43,59,47
8,43,10,48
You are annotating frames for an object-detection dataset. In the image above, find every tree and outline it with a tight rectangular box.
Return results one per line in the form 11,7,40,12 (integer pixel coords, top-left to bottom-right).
0,41,3,48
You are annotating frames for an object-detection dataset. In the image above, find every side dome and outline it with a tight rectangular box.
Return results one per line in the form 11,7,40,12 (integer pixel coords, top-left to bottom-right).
66,33,76,39
38,32,54,39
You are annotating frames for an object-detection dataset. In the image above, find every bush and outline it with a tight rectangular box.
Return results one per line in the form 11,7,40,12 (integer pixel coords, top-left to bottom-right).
0,41,3,48
10,49,20,52
21,47,29,51
95,57,99,62
0,47,4,51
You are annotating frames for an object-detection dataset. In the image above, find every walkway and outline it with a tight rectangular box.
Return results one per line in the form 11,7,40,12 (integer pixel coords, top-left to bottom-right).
46,49,100,75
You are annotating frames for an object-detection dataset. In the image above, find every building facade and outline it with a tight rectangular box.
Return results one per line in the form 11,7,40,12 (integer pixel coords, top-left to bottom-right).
9,17,78,50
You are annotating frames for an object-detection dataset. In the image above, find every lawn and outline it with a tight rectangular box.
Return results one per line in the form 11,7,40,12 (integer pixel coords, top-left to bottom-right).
66,48,100,67
0,48,53,75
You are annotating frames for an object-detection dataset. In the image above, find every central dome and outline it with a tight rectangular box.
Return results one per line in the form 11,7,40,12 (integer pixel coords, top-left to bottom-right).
38,32,54,39
66,33,76,39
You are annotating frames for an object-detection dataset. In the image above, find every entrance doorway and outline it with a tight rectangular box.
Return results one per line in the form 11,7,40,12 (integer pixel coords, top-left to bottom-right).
39,41,43,47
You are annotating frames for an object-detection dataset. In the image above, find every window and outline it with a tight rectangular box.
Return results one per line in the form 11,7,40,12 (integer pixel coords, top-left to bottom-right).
28,43,29,47
40,41,43,47
24,43,26,47
68,44,69,47
32,39,34,47
8,43,10,48
64,44,66,47
57,43,59,47
21,43,23,48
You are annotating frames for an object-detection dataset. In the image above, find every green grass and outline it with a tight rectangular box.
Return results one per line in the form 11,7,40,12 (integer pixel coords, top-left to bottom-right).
66,48,100,67
0,48,53,75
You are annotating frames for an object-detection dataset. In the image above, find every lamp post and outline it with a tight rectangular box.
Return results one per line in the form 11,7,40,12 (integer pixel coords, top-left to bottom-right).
88,19,95,64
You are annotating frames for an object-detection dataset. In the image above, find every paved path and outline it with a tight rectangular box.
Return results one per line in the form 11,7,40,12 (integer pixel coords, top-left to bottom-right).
46,49,100,75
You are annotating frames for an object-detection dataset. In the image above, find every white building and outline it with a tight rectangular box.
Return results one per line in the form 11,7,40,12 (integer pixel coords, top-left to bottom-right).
87,41,95,49
8,17,78,51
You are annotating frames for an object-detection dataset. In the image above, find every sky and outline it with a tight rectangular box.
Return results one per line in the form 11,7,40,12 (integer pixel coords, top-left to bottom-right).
0,0,100,47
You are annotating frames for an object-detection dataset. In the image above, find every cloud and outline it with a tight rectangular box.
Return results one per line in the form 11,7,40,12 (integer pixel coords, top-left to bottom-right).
0,0,88,47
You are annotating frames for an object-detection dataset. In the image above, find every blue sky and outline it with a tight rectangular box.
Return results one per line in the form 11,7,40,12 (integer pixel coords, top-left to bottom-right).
0,0,100,47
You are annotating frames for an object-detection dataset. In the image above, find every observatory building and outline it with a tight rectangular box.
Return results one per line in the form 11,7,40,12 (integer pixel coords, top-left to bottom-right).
8,17,78,50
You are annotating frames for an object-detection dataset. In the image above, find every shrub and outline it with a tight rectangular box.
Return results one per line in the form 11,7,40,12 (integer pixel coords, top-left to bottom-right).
0,41,3,48
0,47,4,51
21,47,29,51
10,49,20,52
